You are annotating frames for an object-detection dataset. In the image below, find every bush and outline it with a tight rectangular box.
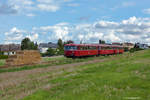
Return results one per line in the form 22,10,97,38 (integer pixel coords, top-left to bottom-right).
129,48,144,53
0,55,8,59
0,51,4,55
135,48,144,51
129,48,135,53
124,47,129,52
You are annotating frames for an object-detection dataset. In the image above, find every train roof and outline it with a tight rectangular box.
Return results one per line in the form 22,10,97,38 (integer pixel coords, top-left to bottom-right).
64,44,123,48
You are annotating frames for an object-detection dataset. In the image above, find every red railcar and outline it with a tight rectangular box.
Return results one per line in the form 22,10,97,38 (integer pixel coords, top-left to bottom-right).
64,44,124,58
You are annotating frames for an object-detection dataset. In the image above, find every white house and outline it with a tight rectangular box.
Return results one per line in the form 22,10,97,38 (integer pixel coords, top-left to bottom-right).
0,44,21,55
135,43,149,49
38,42,58,53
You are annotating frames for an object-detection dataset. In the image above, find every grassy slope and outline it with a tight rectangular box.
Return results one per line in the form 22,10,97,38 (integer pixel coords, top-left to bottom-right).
23,50,150,100
0,60,5,66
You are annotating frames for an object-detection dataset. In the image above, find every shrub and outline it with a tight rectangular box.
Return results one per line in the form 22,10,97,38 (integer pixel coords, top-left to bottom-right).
129,48,144,53
124,47,129,52
129,48,135,53
0,55,8,59
0,51,4,55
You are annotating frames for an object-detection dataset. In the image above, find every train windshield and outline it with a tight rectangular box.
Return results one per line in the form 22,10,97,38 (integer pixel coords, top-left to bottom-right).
64,46,77,50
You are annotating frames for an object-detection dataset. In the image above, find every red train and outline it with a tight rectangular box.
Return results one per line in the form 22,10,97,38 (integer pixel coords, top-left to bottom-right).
64,44,124,58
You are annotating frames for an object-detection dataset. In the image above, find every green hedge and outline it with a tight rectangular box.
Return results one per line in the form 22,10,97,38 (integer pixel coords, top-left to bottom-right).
0,55,8,59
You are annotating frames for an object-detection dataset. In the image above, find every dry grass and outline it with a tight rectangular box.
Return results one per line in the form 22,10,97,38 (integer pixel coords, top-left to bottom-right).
0,60,5,66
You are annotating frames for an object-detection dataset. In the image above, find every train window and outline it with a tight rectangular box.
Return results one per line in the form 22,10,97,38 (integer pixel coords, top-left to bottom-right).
98,46,101,50
93,46,97,50
79,46,97,50
64,46,77,50
89,46,96,50
80,46,86,50
80,46,83,50
89,46,92,50
85,46,88,50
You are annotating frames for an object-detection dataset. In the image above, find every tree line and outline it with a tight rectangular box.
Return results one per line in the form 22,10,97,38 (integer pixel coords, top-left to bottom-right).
21,38,74,56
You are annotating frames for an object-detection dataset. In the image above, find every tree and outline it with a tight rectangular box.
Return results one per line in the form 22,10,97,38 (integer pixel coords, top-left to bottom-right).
134,43,140,49
57,39,64,55
0,51,4,55
124,47,129,52
33,42,38,50
58,39,63,48
21,38,31,50
80,40,83,44
64,40,74,45
99,40,105,44
46,48,55,56
66,40,74,44
21,38,38,50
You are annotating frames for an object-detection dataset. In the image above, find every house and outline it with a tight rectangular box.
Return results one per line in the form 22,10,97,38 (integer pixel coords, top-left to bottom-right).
112,42,122,45
122,42,134,50
135,43,149,49
38,42,58,53
0,44,21,55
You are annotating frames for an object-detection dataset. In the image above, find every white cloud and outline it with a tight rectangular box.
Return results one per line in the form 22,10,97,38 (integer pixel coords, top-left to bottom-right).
103,30,121,42
6,0,71,16
5,27,26,35
143,8,150,14
27,33,39,41
0,4,18,15
4,17,150,45
56,22,69,26
22,0,34,5
67,3,79,7
4,27,39,43
26,13,36,17
122,2,135,7
28,17,150,44
37,0,53,3
37,4,59,12
111,1,135,11
4,27,25,43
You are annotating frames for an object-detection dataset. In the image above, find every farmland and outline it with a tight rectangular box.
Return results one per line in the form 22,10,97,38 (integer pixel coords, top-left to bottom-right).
0,60,5,66
0,50,150,100
0,55,106,73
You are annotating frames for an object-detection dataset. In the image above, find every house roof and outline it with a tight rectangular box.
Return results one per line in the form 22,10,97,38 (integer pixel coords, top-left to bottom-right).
39,42,58,48
112,42,122,45
0,44,21,52
123,43,134,46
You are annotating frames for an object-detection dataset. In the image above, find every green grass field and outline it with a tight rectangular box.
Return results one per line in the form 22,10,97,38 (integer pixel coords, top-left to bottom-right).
22,50,150,100
42,56,65,62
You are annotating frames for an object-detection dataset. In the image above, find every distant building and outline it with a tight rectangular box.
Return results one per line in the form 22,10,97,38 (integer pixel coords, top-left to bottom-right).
135,43,149,49
38,42,58,53
122,42,134,50
112,42,122,45
0,44,21,55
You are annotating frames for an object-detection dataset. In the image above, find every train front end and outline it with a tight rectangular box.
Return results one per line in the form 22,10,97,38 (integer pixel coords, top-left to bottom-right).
64,44,77,58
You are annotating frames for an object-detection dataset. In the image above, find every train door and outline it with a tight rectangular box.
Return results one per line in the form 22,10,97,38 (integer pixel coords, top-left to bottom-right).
98,46,101,55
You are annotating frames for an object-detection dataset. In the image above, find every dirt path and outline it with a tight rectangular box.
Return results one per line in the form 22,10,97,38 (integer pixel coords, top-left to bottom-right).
0,58,107,100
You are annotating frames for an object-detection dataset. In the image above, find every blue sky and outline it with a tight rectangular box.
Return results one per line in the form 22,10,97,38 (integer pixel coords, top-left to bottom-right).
0,0,150,44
